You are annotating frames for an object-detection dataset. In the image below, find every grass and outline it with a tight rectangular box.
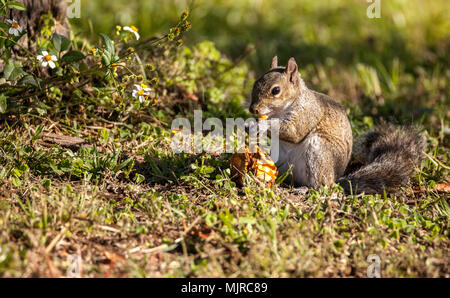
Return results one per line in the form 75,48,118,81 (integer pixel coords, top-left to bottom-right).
0,0,449,277
0,123,448,277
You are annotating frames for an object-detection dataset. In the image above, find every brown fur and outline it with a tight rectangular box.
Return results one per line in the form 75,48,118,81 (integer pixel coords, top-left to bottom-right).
337,123,426,194
251,56,352,188
251,56,426,193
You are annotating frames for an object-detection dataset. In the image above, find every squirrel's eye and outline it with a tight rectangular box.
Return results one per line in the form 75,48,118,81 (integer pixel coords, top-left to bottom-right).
271,86,281,96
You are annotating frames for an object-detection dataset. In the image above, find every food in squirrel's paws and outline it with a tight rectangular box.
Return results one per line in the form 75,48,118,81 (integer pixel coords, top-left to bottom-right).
230,145,278,188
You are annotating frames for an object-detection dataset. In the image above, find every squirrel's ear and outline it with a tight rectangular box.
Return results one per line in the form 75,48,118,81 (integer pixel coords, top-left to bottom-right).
270,56,278,69
286,57,299,84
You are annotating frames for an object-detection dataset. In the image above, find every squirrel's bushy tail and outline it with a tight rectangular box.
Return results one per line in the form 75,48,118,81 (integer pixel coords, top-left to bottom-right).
337,123,427,194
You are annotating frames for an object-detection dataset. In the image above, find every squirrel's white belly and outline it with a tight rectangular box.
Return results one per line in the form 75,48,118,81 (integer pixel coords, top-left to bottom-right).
275,134,322,186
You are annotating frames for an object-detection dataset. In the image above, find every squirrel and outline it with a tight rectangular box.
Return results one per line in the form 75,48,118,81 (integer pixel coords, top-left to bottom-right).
249,56,427,194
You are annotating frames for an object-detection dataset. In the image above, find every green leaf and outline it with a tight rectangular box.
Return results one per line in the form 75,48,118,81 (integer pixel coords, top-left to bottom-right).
0,94,7,114
3,61,25,81
0,21,9,31
52,34,63,52
101,51,111,66
6,1,25,10
112,55,120,64
61,50,85,63
114,158,134,172
134,173,145,184
3,60,14,79
52,33,71,52
41,179,51,188
12,177,22,187
99,33,115,56
18,75,38,87
9,67,26,81
33,125,44,141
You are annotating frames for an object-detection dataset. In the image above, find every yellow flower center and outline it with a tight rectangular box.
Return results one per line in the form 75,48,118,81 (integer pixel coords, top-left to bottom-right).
12,21,19,29
138,90,145,96
130,25,139,32
45,55,52,62
140,83,148,89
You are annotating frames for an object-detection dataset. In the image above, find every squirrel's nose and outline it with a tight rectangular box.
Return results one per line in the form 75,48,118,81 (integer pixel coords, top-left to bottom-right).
249,104,258,115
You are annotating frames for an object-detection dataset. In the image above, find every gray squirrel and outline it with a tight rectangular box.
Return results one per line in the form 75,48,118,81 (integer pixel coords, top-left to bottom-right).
250,56,426,194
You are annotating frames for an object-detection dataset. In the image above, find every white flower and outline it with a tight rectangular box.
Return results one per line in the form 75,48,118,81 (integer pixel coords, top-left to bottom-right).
123,25,140,40
6,19,23,36
37,51,58,69
132,83,152,103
